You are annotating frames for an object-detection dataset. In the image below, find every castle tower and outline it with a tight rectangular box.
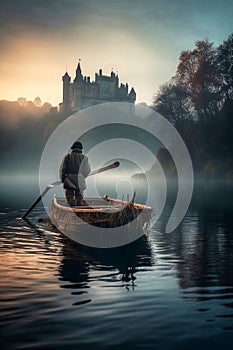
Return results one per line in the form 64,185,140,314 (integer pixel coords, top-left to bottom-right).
62,71,71,113
129,87,136,103
74,61,83,83
129,87,136,116
73,61,83,111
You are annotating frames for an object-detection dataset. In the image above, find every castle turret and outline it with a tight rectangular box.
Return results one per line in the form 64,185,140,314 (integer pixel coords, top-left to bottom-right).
73,61,84,111
74,62,83,83
62,72,71,113
129,87,136,103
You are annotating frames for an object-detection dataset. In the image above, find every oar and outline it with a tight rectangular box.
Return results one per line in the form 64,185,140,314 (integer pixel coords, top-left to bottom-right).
21,161,120,219
88,161,120,176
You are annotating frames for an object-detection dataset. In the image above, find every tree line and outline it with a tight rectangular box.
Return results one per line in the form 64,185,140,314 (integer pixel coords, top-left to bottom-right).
0,98,64,174
153,33,233,180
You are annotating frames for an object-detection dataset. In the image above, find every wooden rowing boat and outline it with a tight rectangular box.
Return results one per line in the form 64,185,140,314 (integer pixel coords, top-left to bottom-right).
49,194,153,245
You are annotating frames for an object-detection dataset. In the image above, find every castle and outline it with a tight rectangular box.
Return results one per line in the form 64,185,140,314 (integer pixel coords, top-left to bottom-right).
59,61,136,114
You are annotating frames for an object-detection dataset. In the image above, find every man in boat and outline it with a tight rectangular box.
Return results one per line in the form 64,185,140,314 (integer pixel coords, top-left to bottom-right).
59,141,91,206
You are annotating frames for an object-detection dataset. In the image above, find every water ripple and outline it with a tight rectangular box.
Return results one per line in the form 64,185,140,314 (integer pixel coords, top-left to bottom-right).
1,198,233,349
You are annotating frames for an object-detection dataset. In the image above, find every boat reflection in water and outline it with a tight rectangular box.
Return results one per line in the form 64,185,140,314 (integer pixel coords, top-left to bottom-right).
58,234,154,304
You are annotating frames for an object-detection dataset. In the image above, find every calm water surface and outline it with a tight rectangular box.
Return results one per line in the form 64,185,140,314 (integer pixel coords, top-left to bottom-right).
1,181,233,350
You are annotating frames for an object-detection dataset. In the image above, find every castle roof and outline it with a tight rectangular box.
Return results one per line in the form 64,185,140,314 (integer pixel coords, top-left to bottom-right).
63,72,70,78
129,87,136,95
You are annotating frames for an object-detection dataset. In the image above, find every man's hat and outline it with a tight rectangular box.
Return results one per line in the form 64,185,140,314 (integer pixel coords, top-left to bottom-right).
71,141,83,149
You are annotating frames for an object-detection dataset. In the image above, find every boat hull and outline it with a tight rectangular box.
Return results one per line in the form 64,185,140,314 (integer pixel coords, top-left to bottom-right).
49,196,153,247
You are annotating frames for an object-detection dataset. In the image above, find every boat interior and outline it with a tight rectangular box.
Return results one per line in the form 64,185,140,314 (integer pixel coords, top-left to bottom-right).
55,195,151,211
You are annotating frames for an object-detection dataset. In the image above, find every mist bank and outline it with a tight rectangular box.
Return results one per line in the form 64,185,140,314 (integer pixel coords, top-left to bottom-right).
133,146,233,182
0,99,161,176
0,99,66,174
1,99,233,182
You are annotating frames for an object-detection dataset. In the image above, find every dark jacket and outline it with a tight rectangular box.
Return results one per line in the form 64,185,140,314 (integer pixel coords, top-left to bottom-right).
59,149,91,190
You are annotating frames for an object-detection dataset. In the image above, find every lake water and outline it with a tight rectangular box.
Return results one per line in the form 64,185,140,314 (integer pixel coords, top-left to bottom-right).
1,180,233,350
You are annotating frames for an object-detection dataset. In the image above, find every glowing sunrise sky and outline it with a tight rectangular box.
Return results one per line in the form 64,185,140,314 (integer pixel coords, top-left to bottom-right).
0,0,232,106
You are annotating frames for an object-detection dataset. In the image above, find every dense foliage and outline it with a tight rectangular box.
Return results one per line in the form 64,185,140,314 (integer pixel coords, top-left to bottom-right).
153,34,233,180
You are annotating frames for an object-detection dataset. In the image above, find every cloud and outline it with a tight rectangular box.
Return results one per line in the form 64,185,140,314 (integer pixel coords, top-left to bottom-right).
1,0,232,45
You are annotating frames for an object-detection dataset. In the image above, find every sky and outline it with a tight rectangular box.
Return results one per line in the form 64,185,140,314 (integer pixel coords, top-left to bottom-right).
0,0,232,106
